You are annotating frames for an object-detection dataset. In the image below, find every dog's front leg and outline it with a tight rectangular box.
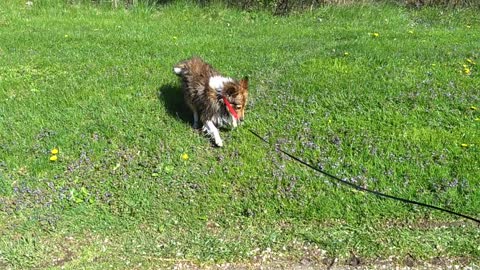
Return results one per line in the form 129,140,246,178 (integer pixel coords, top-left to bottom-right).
204,120,223,147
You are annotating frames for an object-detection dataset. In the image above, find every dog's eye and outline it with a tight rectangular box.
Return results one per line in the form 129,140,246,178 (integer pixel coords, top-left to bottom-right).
231,103,242,110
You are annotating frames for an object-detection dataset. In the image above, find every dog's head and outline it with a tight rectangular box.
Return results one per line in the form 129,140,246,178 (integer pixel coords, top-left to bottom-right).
223,77,249,123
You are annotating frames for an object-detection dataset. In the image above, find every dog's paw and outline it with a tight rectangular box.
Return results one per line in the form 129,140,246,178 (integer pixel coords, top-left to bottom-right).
214,138,223,147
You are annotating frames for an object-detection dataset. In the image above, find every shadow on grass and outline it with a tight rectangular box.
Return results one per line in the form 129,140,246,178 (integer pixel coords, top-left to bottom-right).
157,84,192,125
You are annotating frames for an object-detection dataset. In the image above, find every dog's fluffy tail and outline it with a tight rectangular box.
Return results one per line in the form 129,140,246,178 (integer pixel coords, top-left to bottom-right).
173,63,185,76
173,67,182,75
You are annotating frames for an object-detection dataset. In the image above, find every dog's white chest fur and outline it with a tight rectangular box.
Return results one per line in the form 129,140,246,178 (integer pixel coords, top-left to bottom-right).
209,76,233,94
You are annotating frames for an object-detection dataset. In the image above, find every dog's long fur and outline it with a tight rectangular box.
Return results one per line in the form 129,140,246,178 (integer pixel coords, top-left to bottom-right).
173,57,248,147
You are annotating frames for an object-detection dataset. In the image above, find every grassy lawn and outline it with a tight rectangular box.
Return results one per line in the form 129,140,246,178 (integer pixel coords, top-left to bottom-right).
0,0,479,268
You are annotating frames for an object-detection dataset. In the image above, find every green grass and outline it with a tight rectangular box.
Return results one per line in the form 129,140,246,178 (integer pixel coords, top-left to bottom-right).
1,1,479,268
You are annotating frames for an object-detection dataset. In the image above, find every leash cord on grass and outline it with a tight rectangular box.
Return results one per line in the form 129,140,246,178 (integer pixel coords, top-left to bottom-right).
249,129,480,225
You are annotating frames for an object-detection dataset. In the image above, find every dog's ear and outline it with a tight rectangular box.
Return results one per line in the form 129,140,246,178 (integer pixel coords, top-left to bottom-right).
240,76,248,89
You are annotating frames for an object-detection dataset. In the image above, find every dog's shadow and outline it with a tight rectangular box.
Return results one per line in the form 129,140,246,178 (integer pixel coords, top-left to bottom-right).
157,84,192,125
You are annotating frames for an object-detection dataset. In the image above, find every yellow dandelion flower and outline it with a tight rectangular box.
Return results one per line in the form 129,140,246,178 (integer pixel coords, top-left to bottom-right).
50,155,58,161
181,153,189,161
464,68,471,75
51,148,59,155
461,143,469,147
372,32,380,38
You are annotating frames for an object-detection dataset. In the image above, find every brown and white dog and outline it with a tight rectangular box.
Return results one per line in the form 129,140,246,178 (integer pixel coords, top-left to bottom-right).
173,57,248,147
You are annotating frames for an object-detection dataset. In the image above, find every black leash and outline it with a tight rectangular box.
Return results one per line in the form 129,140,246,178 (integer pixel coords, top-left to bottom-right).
249,129,480,225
